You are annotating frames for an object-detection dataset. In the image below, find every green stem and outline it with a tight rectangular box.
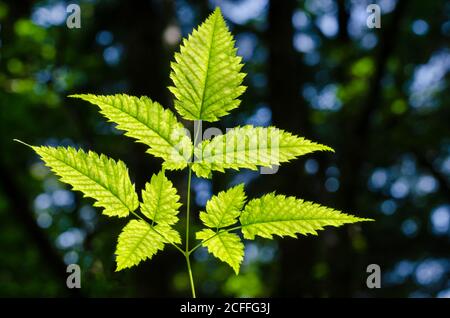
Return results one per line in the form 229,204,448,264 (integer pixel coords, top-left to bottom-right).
184,123,202,297
185,254,196,298
185,165,193,252
185,165,196,297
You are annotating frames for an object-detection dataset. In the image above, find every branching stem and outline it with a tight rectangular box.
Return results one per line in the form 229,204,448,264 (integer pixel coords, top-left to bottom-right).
184,165,196,297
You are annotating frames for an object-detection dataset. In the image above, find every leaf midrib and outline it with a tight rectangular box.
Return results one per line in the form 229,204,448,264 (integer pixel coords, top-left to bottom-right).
98,98,189,160
217,232,239,270
197,143,322,163
240,216,360,227
153,175,166,223
215,190,242,228
123,223,153,262
44,149,133,212
198,12,218,119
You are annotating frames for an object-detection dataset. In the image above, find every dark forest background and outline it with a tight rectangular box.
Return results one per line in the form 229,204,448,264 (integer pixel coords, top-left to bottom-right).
1,0,449,297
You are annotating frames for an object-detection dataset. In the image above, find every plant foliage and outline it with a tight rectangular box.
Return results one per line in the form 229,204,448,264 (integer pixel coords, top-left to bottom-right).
18,7,371,297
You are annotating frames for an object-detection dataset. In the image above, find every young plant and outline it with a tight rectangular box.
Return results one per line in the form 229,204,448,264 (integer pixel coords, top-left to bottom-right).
17,8,371,297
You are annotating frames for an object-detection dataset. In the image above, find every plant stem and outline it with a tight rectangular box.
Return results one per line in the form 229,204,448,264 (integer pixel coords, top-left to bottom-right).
185,165,196,297
185,254,196,298
185,165,193,252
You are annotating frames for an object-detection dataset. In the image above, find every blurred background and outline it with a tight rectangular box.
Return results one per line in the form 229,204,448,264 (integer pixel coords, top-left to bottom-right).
0,0,449,297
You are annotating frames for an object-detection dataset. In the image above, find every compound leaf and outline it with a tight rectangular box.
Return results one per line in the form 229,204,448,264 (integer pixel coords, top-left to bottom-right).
141,171,182,226
70,94,192,170
200,184,246,228
240,193,372,240
32,145,138,217
192,125,333,178
169,8,246,122
196,229,244,274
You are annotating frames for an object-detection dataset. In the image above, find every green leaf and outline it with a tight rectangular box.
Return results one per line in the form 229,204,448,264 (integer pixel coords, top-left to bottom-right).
141,171,181,226
240,193,372,240
169,7,246,122
200,184,246,228
192,125,333,178
155,224,182,245
32,146,138,217
70,94,193,170
115,220,180,271
196,229,244,274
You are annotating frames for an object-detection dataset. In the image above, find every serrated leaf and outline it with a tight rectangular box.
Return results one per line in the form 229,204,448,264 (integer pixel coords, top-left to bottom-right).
115,220,159,271
169,8,246,122
200,184,246,228
196,229,244,274
192,125,333,178
32,146,138,217
70,94,193,170
155,224,182,245
240,193,372,239
141,171,181,226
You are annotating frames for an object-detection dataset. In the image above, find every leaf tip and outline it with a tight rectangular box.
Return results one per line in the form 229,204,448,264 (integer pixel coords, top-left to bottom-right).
68,93,93,101
68,94,82,99
322,144,335,153
213,6,222,16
